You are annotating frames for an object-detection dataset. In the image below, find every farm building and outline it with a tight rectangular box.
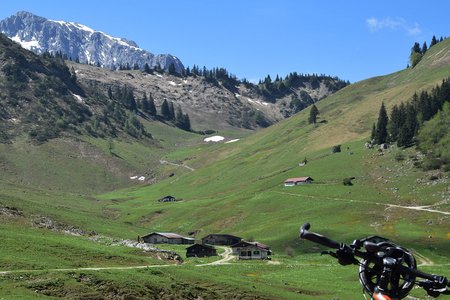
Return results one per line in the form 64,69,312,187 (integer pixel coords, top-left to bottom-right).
231,241,272,260
186,243,217,257
201,234,242,246
142,232,195,244
158,195,176,202
284,177,314,186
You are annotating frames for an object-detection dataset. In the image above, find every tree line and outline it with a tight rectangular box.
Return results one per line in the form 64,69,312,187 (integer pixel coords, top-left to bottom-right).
409,35,446,68
372,78,450,148
106,85,191,132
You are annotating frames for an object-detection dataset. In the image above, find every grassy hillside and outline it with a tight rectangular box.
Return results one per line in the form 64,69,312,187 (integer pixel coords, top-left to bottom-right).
0,39,449,299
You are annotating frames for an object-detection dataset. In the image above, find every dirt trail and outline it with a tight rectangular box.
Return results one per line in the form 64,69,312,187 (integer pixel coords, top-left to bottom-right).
197,246,235,266
0,247,235,276
275,191,450,215
159,159,195,171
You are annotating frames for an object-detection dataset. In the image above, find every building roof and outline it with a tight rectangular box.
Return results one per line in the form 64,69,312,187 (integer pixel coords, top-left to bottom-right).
186,243,216,250
284,177,313,183
231,241,270,251
202,234,242,240
143,232,194,240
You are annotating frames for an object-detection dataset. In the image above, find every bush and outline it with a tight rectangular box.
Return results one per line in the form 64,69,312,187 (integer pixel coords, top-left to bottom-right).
343,177,355,186
331,145,341,153
422,158,442,171
395,152,405,161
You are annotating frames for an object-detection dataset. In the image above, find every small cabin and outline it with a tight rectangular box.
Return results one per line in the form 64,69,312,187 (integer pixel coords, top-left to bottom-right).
142,232,195,244
201,234,242,246
231,241,272,260
158,195,176,202
284,177,314,187
186,243,217,257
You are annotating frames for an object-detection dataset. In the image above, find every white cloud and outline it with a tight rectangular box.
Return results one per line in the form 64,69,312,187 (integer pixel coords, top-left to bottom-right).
366,17,421,36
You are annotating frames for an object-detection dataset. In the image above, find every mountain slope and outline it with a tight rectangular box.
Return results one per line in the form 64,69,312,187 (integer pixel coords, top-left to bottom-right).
0,11,184,72
101,38,450,254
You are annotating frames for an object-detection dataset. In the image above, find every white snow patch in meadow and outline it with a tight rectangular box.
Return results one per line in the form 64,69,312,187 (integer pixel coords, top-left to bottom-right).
204,136,225,142
168,81,177,86
225,139,240,144
130,176,138,180
156,74,163,78
138,176,146,181
235,93,241,98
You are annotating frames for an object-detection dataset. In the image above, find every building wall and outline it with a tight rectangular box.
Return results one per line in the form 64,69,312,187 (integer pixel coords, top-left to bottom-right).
233,246,269,260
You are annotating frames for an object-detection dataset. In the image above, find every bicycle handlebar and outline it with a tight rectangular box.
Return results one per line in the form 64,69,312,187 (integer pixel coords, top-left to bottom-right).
300,222,450,298
300,223,341,249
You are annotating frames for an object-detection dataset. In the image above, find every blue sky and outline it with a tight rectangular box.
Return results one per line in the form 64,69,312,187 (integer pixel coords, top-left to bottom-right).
0,0,449,83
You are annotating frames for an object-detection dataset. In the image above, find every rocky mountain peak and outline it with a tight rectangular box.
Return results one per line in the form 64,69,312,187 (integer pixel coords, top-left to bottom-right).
0,11,184,72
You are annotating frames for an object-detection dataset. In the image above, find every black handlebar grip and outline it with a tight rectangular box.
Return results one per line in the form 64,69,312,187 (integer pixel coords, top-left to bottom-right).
300,223,341,249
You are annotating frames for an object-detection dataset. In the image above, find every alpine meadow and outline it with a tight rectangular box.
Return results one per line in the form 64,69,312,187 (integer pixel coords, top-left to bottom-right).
0,7,449,300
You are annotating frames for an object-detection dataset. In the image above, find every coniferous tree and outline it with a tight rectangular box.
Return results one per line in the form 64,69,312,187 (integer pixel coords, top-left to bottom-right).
168,63,177,75
421,42,428,54
141,92,149,112
410,42,423,68
144,63,152,73
371,123,376,141
107,86,113,99
308,104,319,124
147,93,157,116
374,103,388,144
168,101,175,120
161,99,171,119
397,104,417,147
430,35,438,47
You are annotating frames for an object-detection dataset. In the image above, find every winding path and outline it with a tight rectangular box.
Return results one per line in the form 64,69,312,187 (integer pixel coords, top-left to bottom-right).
275,191,450,215
0,246,236,276
159,159,195,171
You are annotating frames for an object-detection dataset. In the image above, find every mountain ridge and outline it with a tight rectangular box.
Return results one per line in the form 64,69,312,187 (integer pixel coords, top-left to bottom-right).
0,11,184,72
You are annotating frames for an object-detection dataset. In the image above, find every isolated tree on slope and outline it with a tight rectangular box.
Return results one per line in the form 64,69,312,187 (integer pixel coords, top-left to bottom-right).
374,102,388,144
308,104,319,124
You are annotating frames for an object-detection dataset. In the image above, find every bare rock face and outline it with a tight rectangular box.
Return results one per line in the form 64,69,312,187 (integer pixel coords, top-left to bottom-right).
0,11,184,73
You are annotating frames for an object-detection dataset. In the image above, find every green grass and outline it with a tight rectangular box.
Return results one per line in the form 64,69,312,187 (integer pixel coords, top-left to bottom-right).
0,39,449,299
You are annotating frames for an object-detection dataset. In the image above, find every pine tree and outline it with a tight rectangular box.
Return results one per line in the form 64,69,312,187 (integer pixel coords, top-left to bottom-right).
141,92,149,112
144,63,152,73
168,63,177,75
148,93,157,116
161,99,171,119
421,42,428,54
308,104,319,124
374,103,388,144
430,35,438,47
410,42,423,67
371,123,376,141
168,101,175,120
107,86,113,99
389,103,407,143
397,103,417,147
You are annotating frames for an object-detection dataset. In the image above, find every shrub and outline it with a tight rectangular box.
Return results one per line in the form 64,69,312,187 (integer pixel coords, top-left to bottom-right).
331,145,341,153
422,158,442,171
343,177,355,186
395,152,405,161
